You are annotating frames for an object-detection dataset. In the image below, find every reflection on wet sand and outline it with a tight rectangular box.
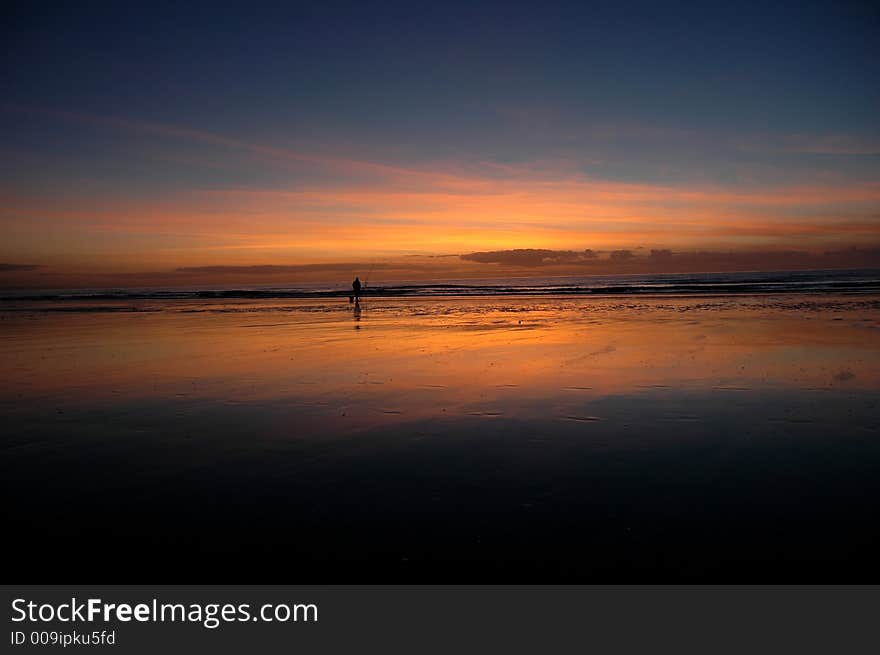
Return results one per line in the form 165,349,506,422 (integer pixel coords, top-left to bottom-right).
2,294,879,580
4,295,878,422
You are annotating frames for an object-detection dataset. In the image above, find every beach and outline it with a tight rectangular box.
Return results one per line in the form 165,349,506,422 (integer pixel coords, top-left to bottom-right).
3,292,879,580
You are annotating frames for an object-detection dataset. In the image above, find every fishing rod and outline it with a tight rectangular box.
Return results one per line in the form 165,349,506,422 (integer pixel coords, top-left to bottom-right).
360,259,378,314
363,260,377,294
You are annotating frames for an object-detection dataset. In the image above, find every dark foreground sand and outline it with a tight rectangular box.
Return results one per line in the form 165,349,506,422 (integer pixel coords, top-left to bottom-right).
3,294,879,580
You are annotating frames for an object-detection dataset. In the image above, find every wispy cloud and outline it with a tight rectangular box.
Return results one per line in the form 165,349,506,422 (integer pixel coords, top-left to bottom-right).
3,106,879,271
458,246,880,273
0,263,43,272
735,133,880,156
461,249,597,266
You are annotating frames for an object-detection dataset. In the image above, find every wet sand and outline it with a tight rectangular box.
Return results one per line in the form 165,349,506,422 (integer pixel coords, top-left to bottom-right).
3,294,880,580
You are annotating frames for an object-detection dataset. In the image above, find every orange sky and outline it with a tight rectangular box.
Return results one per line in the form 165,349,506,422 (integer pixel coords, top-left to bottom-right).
3,117,879,285
4,3,880,289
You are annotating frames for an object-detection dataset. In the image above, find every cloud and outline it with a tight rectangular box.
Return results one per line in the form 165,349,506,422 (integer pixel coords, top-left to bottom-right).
460,249,600,267
175,263,392,274
4,106,880,268
823,245,880,258
9,104,469,188
0,263,42,272
459,246,880,273
734,133,880,155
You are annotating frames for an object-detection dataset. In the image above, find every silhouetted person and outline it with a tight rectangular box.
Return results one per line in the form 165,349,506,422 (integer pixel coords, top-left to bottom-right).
352,276,361,300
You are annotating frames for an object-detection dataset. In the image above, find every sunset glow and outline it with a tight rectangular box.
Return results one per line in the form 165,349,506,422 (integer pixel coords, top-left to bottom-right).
6,0,880,590
2,2,878,287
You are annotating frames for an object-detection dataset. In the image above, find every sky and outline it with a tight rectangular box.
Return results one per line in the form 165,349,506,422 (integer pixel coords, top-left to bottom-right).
2,1,879,287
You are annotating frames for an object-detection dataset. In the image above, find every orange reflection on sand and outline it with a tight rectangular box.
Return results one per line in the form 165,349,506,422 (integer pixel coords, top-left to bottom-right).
2,296,878,436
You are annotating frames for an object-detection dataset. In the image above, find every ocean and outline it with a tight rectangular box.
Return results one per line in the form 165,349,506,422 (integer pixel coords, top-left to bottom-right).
3,268,879,302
